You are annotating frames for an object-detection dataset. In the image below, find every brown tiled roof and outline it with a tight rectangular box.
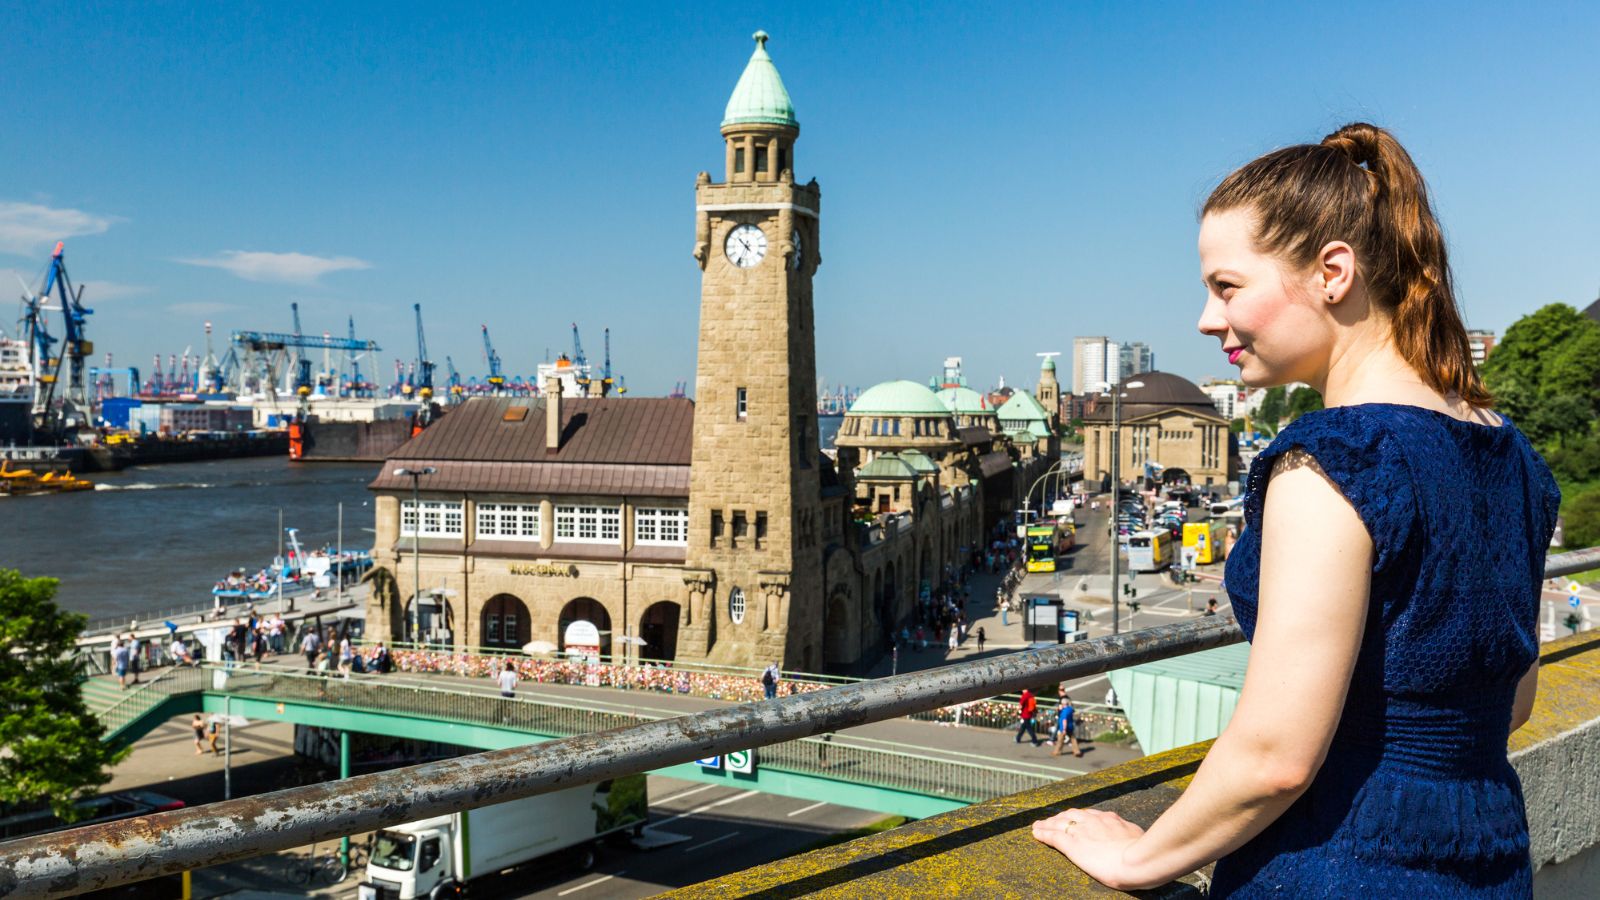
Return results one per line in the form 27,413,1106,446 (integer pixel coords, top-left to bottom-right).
370,396,694,497
369,459,690,497
390,396,693,465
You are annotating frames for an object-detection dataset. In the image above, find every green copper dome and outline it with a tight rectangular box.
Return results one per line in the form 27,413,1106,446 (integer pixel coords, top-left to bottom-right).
936,386,995,416
1041,358,1057,371
722,31,798,129
848,380,949,416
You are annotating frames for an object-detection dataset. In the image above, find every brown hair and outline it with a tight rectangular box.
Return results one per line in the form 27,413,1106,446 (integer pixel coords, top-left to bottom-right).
1203,122,1490,407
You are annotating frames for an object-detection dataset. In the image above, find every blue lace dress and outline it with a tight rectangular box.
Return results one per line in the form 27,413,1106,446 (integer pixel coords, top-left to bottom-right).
1213,405,1560,897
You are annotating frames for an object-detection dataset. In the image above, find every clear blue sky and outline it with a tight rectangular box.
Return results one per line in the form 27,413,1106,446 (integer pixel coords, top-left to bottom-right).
7,1,1597,397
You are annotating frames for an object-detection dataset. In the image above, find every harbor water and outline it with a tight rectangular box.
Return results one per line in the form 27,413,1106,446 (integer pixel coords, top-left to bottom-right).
5,420,847,624
0,456,379,622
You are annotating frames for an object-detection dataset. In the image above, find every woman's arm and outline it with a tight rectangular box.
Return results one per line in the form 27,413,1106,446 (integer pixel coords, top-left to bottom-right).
1510,660,1538,732
1033,449,1372,890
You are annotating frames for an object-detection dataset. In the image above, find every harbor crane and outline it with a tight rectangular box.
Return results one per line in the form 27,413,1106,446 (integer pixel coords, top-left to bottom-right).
16,241,94,436
482,324,505,391
602,327,625,394
290,303,312,395
230,313,381,399
346,316,368,397
570,322,591,388
444,356,463,396
413,303,436,396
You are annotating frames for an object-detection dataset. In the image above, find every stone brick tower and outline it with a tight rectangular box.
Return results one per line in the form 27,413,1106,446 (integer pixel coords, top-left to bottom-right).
683,31,824,671
1036,354,1061,425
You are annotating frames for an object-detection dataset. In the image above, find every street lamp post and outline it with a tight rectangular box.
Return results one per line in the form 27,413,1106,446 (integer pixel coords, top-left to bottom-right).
1100,380,1143,635
394,466,437,645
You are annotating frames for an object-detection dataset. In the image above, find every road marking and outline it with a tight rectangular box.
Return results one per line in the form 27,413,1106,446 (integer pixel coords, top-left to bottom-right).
647,789,759,830
655,783,718,806
683,831,742,853
557,871,626,895
785,800,828,818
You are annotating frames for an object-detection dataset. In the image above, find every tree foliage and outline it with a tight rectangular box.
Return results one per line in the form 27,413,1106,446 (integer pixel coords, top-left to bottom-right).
0,571,127,821
1256,386,1287,426
1288,387,1325,421
1562,488,1600,551
1481,304,1600,447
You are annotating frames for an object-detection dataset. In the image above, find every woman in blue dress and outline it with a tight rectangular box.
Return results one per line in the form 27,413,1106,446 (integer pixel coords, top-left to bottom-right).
1031,122,1558,896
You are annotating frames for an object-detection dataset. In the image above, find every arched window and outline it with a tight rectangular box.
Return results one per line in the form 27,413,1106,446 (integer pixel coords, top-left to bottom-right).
729,587,747,625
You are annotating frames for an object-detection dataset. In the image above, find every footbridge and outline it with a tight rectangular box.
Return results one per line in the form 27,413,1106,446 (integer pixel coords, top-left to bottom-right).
82,664,1062,820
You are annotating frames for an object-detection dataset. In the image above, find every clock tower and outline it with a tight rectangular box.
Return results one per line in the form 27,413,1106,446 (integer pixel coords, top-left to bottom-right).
683,31,824,670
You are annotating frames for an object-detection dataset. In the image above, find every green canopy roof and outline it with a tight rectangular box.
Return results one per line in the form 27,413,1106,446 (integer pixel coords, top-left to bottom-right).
997,390,1050,423
899,449,940,474
848,380,950,416
856,453,917,481
723,31,798,129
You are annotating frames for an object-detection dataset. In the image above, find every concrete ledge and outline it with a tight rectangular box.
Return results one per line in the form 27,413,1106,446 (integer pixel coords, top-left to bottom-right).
1510,630,1600,882
666,630,1600,898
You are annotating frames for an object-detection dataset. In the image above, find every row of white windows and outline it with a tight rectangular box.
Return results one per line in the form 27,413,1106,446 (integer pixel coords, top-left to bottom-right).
400,501,687,545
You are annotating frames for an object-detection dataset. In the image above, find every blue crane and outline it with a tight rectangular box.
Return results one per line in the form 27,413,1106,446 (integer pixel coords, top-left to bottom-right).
413,303,435,394
289,303,312,393
482,324,504,389
444,356,463,395
570,322,590,387
19,242,94,434
601,327,626,394
346,316,366,396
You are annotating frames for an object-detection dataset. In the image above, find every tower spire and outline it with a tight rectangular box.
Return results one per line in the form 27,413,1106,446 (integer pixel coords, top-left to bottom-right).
720,30,799,183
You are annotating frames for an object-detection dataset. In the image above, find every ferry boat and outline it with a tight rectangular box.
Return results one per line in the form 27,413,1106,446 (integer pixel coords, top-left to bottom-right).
213,528,373,601
0,459,94,495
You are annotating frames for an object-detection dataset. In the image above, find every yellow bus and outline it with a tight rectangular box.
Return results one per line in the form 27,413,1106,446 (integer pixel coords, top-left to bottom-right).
1127,530,1173,572
1026,524,1068,573
1182,521,1229,565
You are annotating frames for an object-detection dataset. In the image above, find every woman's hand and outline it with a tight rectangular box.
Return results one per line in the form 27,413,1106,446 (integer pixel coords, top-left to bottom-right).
1031,807,1153,891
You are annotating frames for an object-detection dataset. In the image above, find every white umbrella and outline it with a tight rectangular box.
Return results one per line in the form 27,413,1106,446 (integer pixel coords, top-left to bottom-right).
617,636,648,647
208,714,250,728
522,640,558,655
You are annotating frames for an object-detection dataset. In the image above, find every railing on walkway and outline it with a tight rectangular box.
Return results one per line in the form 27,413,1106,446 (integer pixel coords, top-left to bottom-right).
211,666,1058,803
93,667,207,742
6,546,1597,900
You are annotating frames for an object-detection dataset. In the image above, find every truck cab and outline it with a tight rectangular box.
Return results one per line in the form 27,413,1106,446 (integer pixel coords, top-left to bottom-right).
362,817,454,900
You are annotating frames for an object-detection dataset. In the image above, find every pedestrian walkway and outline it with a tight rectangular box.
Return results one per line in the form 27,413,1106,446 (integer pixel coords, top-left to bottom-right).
222,653,1144,778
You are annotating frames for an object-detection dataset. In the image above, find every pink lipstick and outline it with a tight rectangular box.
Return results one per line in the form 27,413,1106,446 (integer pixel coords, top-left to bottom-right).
1227,348,1244,365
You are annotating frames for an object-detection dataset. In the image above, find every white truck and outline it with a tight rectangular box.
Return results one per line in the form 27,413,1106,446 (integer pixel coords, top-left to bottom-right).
358,775,647,900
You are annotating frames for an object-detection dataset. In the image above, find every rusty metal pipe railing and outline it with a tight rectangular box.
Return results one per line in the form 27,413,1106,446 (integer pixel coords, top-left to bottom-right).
4,547,1597,898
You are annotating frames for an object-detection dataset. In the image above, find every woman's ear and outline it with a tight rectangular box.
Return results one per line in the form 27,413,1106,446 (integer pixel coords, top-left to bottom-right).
1318,241,1356,304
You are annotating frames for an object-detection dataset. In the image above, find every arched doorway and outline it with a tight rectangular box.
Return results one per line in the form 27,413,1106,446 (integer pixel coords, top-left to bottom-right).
638,601,681,662
403,593,455,647
884,561,898,621
823,587,854,669
481,594,530,649
872,569,886,637
558,597,612,661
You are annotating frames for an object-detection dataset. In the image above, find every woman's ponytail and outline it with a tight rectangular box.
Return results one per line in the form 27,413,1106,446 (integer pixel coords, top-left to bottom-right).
1205,123,1491,407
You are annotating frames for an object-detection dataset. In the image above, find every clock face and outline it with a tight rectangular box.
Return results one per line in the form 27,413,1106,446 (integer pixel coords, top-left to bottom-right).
724,224,768,268
790,227,804,270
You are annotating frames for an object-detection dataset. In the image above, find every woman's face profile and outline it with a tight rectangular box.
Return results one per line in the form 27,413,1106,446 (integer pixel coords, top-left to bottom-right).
1196,209,1331,388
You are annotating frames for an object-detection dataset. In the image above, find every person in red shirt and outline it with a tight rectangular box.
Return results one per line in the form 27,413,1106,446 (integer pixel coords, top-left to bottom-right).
1016,688,1040,746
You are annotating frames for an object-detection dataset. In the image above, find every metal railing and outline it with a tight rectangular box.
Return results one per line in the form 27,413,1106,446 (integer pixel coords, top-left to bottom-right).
4,547,1597,899
209,667,1055,803
94,667,207,741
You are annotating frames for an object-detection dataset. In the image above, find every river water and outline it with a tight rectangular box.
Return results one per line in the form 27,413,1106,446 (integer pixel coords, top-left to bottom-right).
5,419,849,624
0,456,380,622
